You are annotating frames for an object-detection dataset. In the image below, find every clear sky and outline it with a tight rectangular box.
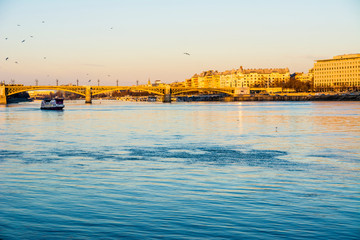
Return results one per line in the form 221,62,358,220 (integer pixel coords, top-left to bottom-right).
0,0,359,86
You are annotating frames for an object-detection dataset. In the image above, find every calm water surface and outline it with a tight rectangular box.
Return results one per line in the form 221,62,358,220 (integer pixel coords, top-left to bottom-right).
0,101,359,239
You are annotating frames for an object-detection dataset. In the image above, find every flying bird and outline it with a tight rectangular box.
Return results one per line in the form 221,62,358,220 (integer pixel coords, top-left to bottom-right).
30,36,33,38
44,57,46,59
17,24,20,26
42,21,45,23
5,57,9,61
5,38,8,40
88,80,91,82
15,61,18,64
21,40,25,43
184,52,190,56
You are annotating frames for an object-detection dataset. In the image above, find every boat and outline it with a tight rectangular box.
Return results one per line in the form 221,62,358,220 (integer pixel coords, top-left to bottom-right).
40,98,64,110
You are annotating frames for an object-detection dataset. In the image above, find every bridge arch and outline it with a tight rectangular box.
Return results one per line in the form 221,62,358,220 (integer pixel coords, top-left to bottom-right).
6,86,86,97
92,87,165,96
172,88,235,97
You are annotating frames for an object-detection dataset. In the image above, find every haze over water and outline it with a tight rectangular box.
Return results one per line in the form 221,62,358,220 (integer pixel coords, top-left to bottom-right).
0,101,359,239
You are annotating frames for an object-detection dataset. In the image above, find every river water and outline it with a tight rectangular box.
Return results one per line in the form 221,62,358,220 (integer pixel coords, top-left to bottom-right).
0,100,359,239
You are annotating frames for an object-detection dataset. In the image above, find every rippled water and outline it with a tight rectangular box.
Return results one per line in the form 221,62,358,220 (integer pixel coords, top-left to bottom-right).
1,101,359,239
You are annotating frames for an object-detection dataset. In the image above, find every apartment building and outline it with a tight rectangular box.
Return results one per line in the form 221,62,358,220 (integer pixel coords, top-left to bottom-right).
314,54,360,92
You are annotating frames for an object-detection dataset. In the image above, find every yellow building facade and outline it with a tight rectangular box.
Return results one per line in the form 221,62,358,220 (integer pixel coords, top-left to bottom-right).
221,67,290,88
185,67,290,89
295,69,314,83
185,74,199,88
314,54,360,92
220,68,244,87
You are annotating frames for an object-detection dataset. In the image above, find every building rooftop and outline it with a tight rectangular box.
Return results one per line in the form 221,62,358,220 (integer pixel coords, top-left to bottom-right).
190,66,289,78
316,53,360,62
333,54,360,59
242,68,289,74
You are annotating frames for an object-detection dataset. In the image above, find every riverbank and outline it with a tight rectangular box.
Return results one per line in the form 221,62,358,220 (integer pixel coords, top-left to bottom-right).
232,93,360,101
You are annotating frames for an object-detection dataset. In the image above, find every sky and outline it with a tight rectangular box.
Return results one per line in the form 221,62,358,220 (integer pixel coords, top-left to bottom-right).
0,0,359,86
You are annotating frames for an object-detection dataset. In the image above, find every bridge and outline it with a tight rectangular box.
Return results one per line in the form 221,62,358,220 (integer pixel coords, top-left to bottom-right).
0,85,238,104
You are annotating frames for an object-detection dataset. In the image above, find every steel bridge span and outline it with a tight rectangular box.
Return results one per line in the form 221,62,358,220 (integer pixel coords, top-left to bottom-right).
0,85,238,104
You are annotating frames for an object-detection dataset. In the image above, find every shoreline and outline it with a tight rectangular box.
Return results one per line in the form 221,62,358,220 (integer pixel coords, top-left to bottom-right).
6,93,360,104
231,94,360,101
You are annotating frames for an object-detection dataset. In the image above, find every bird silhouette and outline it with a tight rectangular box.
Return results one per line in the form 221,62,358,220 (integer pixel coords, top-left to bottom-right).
44,57,46,59
184,52,190,56
17,24,20,26
5,38,8,40
30,36,33,38
42,21,45,23
21,40,25,43
5,57,9,61
15,61,18,64
88,80,91,82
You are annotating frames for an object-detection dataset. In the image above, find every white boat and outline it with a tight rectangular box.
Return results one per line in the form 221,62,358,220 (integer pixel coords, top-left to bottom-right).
41,98,64,110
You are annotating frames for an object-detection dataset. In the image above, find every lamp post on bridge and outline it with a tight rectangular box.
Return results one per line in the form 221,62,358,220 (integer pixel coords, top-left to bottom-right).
35,79,38,86
76,79,79,86
56,79,59,86
116,79,118,87
97,79,100,86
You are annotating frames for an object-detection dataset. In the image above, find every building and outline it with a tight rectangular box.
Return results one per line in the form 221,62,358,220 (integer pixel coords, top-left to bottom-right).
185,66,290,89
220,68,244,87
241,68,290,87
147,79,166,87
185,74,199,88
28,90,55,99
294,69,314,83
186,71,220,88
197,70,220,88
170,81,185,87
219,67,290,88
314,54,360,92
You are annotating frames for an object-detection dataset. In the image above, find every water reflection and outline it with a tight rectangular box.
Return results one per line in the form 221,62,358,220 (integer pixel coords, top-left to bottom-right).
0,101,359,239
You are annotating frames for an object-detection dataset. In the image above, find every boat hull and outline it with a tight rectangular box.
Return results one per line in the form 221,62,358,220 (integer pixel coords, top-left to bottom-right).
41,98,64,110
41,106,64,110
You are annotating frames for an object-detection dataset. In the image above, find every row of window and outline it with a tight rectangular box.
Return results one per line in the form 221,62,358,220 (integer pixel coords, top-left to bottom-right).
316,60,360,66
316,80,359,82
316,75,359,78
316,66,359,71
314,70,360,75
315,83,360,86
319,73,358,76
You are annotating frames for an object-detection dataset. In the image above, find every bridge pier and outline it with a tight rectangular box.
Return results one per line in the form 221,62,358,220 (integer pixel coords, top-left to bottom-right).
0,85,7,105
85,86,92,104
162,86,171,103
162,94,171,103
